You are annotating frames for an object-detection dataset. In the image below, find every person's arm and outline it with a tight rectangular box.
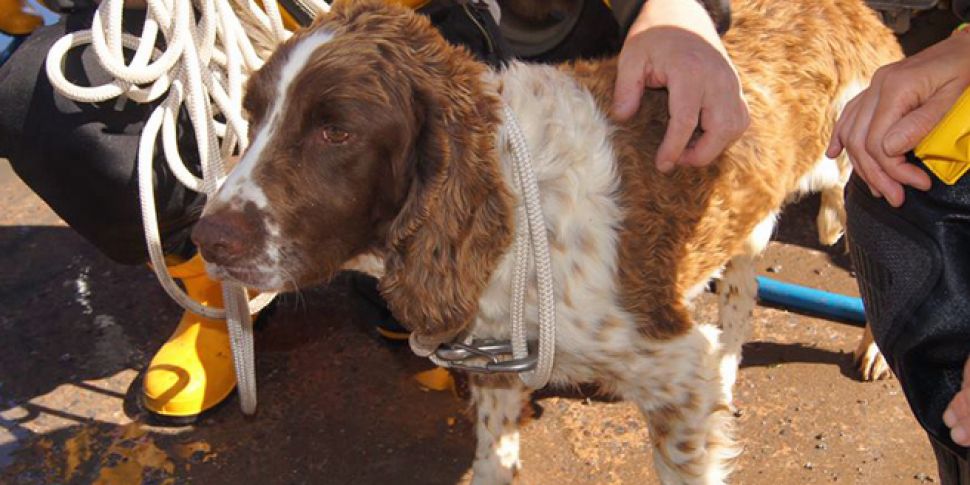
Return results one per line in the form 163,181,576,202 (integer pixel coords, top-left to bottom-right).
826,27,970,207
611,0,749,173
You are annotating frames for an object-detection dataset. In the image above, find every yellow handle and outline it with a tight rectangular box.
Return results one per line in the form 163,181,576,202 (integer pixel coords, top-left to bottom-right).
914,87,970,185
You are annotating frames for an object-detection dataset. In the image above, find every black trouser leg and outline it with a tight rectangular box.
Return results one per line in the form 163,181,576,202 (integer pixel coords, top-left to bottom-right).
0,10,204,265
933,436,970,485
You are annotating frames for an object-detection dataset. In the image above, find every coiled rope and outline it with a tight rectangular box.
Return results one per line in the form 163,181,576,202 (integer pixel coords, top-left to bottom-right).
45,0,330,414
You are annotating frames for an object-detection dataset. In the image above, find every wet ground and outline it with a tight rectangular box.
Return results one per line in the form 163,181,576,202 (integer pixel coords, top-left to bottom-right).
0,10,959,484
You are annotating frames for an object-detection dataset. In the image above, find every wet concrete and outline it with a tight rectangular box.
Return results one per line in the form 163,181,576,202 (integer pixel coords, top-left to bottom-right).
0,11,959,483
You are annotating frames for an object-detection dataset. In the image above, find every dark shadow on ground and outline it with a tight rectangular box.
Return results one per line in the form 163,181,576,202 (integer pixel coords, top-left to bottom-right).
0,225,475,484
740,340,860,380
0,225,174,402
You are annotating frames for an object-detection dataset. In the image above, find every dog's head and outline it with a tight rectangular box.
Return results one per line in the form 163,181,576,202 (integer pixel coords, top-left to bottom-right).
192,0,514,344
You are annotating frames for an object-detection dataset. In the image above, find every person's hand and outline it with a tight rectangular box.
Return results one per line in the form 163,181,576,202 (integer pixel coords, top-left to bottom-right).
943,357,970,446
827,31,970,207
612,0,749,173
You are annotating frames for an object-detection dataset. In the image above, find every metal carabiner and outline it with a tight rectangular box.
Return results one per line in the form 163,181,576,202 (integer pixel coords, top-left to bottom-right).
433,339,538,374
434,340,512,363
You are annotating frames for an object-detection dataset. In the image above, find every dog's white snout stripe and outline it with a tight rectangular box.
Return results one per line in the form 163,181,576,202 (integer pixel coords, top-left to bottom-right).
211,29,336,212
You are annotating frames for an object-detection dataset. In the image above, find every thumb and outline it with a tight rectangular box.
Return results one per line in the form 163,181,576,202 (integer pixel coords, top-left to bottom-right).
883,95,954,155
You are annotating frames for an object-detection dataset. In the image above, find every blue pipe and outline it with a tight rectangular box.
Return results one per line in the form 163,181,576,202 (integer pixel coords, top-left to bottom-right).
755,276,866,323
0,35,26,68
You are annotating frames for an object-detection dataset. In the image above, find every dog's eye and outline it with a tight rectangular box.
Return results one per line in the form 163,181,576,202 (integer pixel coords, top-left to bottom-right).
321,126,351,145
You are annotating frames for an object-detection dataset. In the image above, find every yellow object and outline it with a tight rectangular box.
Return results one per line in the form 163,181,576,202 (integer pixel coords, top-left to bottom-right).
254,0,302,31
141,254,239,419
414,367,456,394
375,326,411,341
914,87,970,185
278,6,301,31
0,0,42,35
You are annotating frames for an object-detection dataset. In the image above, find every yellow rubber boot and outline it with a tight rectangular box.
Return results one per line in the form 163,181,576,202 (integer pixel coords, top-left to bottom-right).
0,0,42,36
141,254,238,420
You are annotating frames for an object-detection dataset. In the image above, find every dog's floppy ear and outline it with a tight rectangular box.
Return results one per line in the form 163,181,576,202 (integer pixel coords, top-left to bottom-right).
379,81,514,346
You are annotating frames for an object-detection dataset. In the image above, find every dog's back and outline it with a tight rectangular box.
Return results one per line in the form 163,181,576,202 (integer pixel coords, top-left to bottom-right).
466,3,902,480
551,0,902,340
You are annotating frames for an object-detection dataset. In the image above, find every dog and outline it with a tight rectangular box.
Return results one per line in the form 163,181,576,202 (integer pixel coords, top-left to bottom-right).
191,0,901,482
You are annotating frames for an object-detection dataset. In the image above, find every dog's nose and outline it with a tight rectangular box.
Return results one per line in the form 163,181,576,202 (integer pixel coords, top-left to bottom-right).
191,211,255,266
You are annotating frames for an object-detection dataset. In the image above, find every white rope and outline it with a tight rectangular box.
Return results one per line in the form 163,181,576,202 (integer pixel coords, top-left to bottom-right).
45,0,330,414
502,103,556,388
417,103,555,388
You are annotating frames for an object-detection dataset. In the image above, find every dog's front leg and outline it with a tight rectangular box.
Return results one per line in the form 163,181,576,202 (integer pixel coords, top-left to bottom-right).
612,326,737,485
469,376,529,485
717,254,758,405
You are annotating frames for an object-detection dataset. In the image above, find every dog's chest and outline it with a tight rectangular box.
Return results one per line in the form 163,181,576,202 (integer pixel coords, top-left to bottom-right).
471,63,644,380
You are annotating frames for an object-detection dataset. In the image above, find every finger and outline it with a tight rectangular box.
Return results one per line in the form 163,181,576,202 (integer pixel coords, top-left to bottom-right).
849,150,888,200
657,79,702,172
882,156,933,191
612,48,650,122
849,122,903,204
846,134,896,202
679,126,730,167
849,82,882,161
679,120,737,167
826,130,845,159
680,95,749,167
865,77,945,193
865,74,919,159
883,92,960,156
866,159,906,206
944,393,970,427
865,86,945,192
834,98,875,187
827,96,862,159
944,389,970,446
845,92,909,205
864,87,928,191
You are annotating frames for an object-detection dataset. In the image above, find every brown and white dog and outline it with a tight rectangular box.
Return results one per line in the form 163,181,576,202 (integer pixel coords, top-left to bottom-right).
191,0,900,482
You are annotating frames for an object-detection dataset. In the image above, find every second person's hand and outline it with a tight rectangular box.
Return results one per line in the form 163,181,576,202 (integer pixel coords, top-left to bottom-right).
827,29,970,207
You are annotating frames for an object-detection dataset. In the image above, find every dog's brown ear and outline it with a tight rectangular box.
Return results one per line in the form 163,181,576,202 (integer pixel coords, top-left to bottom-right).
379,83,514,345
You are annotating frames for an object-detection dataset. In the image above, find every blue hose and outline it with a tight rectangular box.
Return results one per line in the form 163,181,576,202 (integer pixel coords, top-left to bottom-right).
0,35,26,68
756,276,866,323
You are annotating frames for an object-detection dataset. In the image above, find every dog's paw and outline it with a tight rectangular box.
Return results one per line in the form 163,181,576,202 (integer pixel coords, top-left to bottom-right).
853,338,893,381
817,227,844,247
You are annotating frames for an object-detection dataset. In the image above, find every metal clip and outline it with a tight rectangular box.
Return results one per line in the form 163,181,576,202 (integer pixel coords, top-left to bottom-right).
433,339,537,374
